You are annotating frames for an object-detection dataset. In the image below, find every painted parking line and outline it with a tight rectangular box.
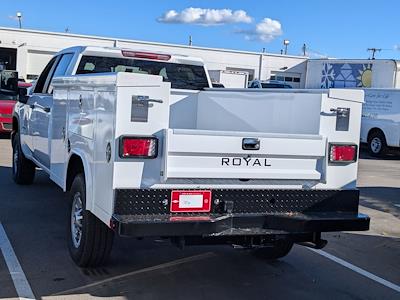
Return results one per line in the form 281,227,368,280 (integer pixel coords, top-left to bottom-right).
309,248,400,293
0,223,35,300
53,251,216,296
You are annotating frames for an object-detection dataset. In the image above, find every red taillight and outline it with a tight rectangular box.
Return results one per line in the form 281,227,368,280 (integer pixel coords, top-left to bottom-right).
329,144,357,163
120,137,158,158
121,50,171,61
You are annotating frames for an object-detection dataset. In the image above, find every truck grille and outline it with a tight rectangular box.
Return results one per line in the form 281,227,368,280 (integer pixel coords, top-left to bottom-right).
0,114,12,118
1,123,12,130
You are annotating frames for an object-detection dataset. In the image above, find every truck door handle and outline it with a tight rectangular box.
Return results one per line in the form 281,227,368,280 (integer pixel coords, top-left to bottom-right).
43,107,51,113
133,95,163,104
146,99,163,104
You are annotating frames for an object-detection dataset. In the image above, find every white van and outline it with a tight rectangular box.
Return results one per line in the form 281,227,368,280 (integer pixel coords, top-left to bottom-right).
361,89,400,156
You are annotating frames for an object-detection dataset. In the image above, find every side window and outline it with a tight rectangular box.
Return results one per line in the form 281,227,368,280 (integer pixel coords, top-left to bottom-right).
46,53,74,94
33,57,57,94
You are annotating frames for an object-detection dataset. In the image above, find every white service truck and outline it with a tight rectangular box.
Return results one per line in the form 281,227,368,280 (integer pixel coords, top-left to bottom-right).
361,89,400,156
208,70,249,88
12,46,369,267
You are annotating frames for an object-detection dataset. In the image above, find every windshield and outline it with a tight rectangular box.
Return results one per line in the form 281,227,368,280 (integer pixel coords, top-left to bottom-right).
76,55,209,90
0,70,18,100
261,83,292,88
0,93,17,101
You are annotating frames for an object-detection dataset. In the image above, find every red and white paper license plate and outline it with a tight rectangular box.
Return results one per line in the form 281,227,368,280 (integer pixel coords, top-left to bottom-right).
170,190,212,213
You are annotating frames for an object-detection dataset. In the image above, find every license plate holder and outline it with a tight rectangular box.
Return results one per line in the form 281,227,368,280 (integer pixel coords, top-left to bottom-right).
170,190,212,213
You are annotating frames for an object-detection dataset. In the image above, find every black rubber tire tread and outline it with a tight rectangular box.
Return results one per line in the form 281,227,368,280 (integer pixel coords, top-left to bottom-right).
91,212,114,267
253,240,293,260
12,133,35,185
68,174,114,267
367,130,388,157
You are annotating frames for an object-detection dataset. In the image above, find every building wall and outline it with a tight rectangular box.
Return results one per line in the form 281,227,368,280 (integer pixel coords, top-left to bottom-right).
4,27,400,90
0,27,307,85
262,56,307,88
394,61,400,88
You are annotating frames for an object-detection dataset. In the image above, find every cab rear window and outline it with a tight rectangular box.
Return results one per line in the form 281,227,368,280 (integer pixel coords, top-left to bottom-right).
76,55,209,90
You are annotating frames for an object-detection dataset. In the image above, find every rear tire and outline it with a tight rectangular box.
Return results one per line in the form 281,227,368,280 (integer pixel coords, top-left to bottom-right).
68,174,114,267
368,130,387,157
12,133,35,185
253,240,293,260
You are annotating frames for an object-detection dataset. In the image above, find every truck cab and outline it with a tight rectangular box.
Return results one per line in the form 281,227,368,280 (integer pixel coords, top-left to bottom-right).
12,46,369,268
14,46,211,169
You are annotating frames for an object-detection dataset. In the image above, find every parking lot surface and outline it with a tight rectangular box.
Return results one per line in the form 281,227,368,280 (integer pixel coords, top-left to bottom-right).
0,136,399,299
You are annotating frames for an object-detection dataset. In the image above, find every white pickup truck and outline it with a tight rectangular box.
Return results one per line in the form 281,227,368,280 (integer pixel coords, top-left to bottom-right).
12,46,369,267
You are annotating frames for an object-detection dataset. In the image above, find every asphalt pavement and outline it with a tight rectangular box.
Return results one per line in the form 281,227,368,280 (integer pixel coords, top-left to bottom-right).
0,136,399,300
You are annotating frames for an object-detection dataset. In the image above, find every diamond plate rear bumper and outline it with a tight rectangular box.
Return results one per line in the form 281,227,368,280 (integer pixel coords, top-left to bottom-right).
112,189,370,237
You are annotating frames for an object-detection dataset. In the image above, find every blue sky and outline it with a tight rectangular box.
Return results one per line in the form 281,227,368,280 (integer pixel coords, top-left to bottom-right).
1,0,400,59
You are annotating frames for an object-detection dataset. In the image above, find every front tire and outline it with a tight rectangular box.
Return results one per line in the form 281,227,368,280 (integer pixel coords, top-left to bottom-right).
368,130,387,157
12,133,35,185
253,240,293,260
68,174,114,267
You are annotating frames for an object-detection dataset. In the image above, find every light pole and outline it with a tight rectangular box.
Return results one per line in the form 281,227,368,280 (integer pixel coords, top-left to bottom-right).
302,43,307,56
16,12,22,29
283,39,290,55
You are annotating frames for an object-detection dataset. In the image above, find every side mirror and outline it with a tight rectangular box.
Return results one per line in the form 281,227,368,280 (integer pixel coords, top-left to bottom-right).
18,87,29,104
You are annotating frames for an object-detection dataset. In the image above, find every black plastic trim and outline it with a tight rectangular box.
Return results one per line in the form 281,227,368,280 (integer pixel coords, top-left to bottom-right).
113,212,370,237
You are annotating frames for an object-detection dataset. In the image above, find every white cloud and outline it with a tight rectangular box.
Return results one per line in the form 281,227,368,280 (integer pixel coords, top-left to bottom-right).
158,8,252,25
238,18,282,42
8,15,20,21
305,50,329,59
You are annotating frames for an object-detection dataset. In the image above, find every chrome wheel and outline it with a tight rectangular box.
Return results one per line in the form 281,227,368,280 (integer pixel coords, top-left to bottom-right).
370,137,382,154
71,193,83,248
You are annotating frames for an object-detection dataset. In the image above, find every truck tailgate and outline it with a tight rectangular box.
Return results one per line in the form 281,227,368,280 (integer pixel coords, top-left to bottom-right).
164,129,326,180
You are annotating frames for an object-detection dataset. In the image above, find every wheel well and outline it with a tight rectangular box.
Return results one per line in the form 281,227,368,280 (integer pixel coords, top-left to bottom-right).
66,154,84,191
367,128,385,141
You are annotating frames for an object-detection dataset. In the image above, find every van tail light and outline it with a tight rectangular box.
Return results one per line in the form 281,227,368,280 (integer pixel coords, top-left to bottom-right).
329,144,357,163
121,50,171,61
120,137,158,158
